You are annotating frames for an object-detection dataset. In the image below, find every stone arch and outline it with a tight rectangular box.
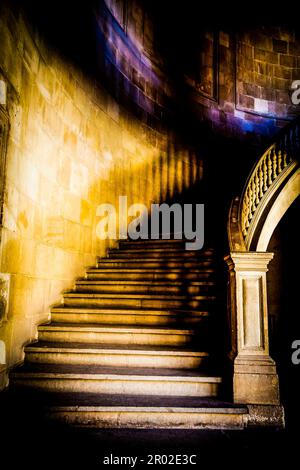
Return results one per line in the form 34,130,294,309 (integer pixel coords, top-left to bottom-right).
256,168,300,251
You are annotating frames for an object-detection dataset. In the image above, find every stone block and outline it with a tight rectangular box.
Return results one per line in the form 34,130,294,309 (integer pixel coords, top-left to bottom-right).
275,89,290,104
280,54,297,67
260,87,275,101
238,94,255,109
273,65,291,80
288,41,300,55
254,48,279,64
254,98,269,114
272,39,288,54
273,77,289,91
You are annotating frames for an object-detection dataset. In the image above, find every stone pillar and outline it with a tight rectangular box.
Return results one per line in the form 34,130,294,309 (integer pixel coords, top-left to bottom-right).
225,252,280,405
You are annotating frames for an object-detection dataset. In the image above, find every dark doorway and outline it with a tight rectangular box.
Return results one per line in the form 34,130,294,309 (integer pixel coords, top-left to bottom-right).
267,195,300,431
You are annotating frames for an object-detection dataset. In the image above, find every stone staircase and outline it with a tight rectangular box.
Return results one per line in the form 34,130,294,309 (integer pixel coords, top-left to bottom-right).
10,239,249,429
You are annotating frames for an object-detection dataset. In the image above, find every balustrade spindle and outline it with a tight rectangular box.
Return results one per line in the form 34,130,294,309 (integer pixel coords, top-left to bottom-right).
259,163,264,199
283,146,288,168
255,171,260,205
251,178,256,215
248,185,254,222
267,150,273,186
277,146,282,174
263,156,268,192
272,148,277,180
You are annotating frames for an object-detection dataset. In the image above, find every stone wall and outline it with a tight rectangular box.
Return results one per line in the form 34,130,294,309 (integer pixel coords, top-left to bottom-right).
96,0,169,129
236,29,299,119
0,3,202,381
186,28,300,142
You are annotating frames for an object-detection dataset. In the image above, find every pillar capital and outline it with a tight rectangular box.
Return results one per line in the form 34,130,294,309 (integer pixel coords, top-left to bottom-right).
225,251,274,272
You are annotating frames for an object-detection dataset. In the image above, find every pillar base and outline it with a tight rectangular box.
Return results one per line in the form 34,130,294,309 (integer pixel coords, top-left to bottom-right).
246,405,285,428
234,355,280,405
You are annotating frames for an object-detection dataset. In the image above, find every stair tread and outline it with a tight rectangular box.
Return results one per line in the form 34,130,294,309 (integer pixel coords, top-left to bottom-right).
98,258,214,262
38,323,195,333
107,251,214,256
50,405,246,414
10,392,244,411
118,239,211,244
76,280,215,286
51,307,210,316
87,268,214,272
25,341,208,355
12,363,222,380
64,293,216,300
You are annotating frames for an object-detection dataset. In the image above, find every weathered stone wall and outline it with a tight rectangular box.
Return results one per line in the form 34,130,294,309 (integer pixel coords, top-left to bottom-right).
236,29,299,119
187,28,300,141
96,0,169,129
75,1,300,144
0,4,201,379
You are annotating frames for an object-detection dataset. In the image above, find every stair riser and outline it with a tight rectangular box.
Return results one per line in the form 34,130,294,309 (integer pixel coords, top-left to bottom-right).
50,312,206,326
12,379,220,397
107,251,213,259
74,284,213,295
118,241,213,250
44,409,245,429
25,352,206,369
86,274,214,282
97,261,213,269
63,298,213,309
37,330,194,346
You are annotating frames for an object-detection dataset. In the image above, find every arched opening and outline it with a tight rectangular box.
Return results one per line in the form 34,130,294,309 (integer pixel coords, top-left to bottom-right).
256,167,300,251
267,195,300,430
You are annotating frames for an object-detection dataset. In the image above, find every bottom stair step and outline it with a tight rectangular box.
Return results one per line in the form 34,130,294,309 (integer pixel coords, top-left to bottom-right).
6,391,248,430
47,405,247,429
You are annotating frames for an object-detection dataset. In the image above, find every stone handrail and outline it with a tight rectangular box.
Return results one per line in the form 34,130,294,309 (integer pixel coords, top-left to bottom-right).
229,117,300,251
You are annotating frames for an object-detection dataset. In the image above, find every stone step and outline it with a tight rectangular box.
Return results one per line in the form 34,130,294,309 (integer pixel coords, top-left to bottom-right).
25,342,209,369
8,391,247,429
37,324,196,346
107,249,214,259
74,280,215,295
15,391,238,408
47,405,246,430
46,398,247,429
11,364,222,397
118,239,213,250
50,307,210,326
86,269,215,281
96,259,214,269
62,293,215,310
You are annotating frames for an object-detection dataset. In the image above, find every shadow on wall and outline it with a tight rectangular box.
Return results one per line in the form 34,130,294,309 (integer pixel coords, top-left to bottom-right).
0,0,207,373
